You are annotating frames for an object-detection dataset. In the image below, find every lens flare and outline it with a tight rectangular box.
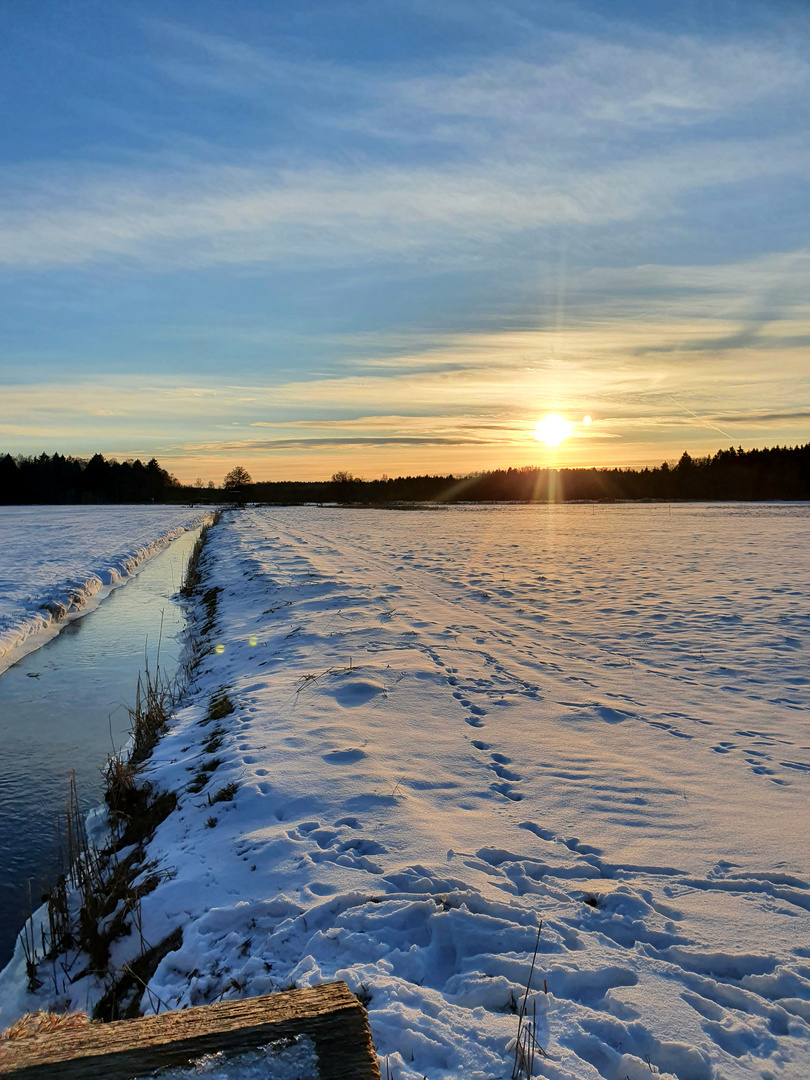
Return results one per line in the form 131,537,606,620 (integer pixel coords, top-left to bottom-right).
533,414,574,446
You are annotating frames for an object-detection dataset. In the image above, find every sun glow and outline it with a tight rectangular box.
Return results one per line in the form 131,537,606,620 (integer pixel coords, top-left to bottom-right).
533,414,574,447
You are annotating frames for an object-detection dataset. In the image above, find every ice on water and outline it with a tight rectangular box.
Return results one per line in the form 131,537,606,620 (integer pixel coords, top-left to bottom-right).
0,505,206,671
132,1037,317,1080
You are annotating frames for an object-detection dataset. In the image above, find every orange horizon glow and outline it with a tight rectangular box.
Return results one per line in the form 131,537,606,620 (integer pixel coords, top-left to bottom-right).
157,437,735,487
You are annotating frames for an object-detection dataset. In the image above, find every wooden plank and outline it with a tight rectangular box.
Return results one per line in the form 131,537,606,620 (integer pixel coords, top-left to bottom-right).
0,982,380,1080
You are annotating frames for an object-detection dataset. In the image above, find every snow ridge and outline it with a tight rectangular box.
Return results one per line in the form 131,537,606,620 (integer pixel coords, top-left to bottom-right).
0,506,207,671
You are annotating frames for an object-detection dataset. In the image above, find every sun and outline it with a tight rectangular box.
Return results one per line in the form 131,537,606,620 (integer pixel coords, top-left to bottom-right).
533,414,574,447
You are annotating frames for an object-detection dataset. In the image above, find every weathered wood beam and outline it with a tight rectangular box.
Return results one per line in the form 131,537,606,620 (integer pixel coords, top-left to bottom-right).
0,982,380,1080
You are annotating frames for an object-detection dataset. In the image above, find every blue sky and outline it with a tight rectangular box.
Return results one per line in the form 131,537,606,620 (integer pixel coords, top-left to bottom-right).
1,0,808,482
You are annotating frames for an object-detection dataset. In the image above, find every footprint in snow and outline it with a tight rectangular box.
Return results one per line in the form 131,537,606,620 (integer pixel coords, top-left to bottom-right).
597,706,628,724
491,782,523,801
489,761,522,782
518,821,555,841
310,828,340,848
339,837,386,856
307,881,337,896
332,680,386,707
322,747,367,764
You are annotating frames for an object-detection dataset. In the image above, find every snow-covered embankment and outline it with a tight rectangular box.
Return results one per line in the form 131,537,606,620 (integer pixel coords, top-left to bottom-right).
0,505,208,672
3,503,809,1079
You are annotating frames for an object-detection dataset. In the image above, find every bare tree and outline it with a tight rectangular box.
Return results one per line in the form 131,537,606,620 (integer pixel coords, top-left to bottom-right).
330,470,358,504
223,465,252,489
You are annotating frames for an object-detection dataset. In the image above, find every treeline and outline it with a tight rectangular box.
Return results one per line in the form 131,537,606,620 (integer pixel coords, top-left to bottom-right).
1,443,808,505
247,444,810,504
0,453,181,504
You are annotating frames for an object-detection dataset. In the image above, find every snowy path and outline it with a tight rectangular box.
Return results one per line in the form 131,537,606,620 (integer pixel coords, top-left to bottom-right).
4,504,809,1078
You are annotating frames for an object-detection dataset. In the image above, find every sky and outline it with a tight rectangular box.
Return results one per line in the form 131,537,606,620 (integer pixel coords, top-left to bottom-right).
1,0,809,484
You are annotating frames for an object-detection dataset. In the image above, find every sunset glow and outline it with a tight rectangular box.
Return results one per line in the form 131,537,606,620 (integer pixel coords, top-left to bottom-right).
0,2,807,482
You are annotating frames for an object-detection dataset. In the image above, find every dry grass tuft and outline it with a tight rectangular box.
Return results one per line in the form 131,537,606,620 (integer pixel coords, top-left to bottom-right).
204,691,234,724
512,922,547,1079
1,1010,90,1041
180,511,221,597
210,781,238,805
103,751,137,821
129,664,172,767
188,757,222,794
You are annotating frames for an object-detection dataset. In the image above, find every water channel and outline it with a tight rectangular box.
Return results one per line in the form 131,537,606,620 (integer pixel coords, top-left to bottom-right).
0,526,201,968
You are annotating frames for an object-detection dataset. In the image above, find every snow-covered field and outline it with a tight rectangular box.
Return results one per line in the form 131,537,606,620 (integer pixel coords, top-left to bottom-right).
0,505,206,672
3,503,809,1079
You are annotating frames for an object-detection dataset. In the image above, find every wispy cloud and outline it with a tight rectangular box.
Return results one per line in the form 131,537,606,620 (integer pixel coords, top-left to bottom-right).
1,19,808,274
157,20,810,138
2,6,808,480
2,131,806,272
4,248,808,479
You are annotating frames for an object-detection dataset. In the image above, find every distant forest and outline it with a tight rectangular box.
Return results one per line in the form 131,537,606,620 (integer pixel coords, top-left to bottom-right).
1,443,809,505
0,453,181,504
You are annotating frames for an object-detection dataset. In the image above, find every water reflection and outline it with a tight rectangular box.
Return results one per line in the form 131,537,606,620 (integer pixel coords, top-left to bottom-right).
0,527,201,968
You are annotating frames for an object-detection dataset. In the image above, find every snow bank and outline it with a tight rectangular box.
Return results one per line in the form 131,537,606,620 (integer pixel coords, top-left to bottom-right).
4,504,809,1079
0,505,206,672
